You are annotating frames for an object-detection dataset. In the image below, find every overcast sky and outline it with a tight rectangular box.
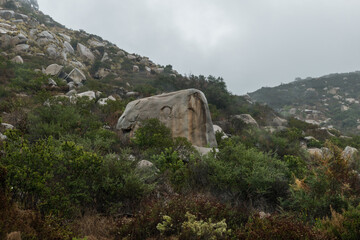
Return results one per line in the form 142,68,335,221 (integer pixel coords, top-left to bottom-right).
37,0,360,94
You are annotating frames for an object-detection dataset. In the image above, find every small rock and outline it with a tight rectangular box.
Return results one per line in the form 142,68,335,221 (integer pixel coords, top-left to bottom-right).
59,33,71,42
14,44,29,52
126,92,139,97
11,55,23,64
133,65,139,72
0,133,7,141
66,89,77,96
38,30,54,39
77,91,96,100
127,54,136,60
1,123,14,129
48,78,57,86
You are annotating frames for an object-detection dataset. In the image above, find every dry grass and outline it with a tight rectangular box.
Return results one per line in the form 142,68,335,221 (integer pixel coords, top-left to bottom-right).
71,213,118,240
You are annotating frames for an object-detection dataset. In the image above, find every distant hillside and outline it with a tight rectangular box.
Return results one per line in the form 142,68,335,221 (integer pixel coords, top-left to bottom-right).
249,71,360,134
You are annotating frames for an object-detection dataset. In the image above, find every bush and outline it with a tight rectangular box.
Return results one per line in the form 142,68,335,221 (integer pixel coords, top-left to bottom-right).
205,138,290,208
283,143,360,221
319,205,360,240
117,194,248,239
133,118,173,150
1,131,148,218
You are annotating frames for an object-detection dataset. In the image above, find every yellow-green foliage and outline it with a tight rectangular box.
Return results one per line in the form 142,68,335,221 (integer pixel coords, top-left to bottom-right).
156,215,173,235
180,212,231,240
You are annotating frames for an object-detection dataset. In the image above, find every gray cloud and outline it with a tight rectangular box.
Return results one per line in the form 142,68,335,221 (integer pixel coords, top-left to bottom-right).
37,0,360,94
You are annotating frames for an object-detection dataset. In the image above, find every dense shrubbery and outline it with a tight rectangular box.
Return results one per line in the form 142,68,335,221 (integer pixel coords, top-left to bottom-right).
205,137,290,208
1,130,149,218
283,143,360,222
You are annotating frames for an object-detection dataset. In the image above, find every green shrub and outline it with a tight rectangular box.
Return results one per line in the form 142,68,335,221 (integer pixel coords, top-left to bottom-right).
283,143,360,221
205,138,289,207
1,131,148,218
133,118,173,150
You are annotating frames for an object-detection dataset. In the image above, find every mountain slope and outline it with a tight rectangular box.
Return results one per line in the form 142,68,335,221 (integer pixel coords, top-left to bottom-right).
249,71,360,134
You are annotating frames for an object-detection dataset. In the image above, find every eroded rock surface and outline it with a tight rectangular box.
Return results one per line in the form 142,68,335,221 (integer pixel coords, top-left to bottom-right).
116,89,217,147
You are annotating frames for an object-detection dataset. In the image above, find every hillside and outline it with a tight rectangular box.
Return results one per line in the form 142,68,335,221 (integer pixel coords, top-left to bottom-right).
250,72,360,134
3,1,360,239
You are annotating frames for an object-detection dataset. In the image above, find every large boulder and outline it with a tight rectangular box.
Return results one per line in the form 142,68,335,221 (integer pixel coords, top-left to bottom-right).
44,64,63,76
77,43,95,62
77,91,96,100
66,68,86,84
342,146,359,168
63,41,74,54
116,89,217,147
232,114,259,128
0,10,15,20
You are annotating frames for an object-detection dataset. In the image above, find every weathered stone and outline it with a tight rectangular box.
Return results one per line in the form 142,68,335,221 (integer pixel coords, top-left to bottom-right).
232,114,259,128
95,68,110,79
308,148,323,158
45,64,63,76
88,39,105,47
66,89,77,96
1,123,14,129
77,91,96,100
46,45,59,58
67,68,86,84
341,105,349,112
125,91,139,97
98,96,116,106
38,30,54,39
0,34,11,48
133,65,139,72
11,55,23,64
272,116,288,127
127,54,136,60
342,146,358,162
67,82,75,90
145,66,151,73
48,78,57,86
15,13,29,20
117,89,217,148
63,41,74,54
77,43,95,62
59,33,71,42
0,133,6,141
117,50,125,56
14,44,29,52
101,52,109,62
0,10,15,20
154,68,164,74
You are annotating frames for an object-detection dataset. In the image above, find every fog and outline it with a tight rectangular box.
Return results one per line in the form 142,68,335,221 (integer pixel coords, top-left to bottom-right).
37,0,360,94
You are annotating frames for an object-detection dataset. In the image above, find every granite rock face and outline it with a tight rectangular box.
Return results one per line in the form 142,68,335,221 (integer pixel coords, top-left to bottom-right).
116,89,217,147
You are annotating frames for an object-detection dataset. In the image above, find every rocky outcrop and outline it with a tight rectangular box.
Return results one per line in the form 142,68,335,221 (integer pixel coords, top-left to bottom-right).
77,43,95,62
44,64,63,76
342,146,359,168
232,114,259,128
66,68,86,84
116,89,217,147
